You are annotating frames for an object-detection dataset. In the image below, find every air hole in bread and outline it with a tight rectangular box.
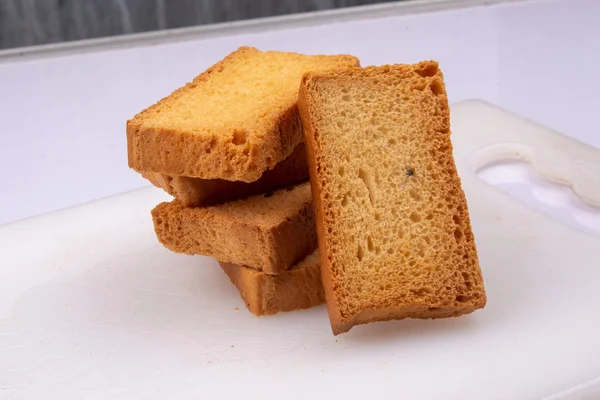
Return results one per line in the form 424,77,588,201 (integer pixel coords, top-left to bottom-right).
357,244,364,262
374,212,381,221
454,227,463,243
410,212,421,223
338,166,345,176
410,287,433,297
358,168,376,207
387,247,394,254
367,235,374,252
409,189,421,201
342,94,351,102
388,138,397,146
406,168,414,177
430,79,444,95
416,63,439,77
341,195,349,207
232,129,248,146
456,295,470,303
453,214,463,226
205,137,217,153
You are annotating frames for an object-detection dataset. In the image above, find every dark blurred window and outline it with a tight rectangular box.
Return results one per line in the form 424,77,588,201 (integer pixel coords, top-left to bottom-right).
0,0,403,50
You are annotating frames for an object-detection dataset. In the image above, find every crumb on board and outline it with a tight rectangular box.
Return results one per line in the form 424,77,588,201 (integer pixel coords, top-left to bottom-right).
234,307,239,311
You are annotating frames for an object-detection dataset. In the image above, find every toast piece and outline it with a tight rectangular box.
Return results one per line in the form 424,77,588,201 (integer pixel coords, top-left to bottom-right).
143,143,308,207
220,251,324,316
298,62,486,334
152,182,316,274
127,46,359,182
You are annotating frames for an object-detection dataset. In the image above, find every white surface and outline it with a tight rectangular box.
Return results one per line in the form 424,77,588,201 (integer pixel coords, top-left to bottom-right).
1,101,600,400
1,0,600,225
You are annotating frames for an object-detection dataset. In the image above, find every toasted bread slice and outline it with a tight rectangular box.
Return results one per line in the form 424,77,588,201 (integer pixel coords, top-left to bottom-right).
152,182,316,274
220,250,323,316
128,46,359,182
143,143,308,207
298,62,486,334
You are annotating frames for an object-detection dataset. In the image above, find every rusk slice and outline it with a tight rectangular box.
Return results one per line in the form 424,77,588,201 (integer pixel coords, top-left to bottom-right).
220,251,324,316
152,182,316,274
128,46,359,182
298,62,486,334
143,143,308,207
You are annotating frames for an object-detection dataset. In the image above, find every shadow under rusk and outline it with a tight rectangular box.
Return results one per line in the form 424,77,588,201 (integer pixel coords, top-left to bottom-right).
342,312,483,343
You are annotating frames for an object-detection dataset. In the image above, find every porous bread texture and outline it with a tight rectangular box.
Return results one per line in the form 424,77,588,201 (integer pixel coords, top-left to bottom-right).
298,61,486,335
127,46,360,182
143,143,308,207
152,182,317,274
220,250,324,316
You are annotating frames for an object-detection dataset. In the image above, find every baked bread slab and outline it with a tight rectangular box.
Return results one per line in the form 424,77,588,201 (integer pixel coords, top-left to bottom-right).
298,62,486,334
128,46,359,182
220,250,324,316
152,182,317,274
143,143,308,207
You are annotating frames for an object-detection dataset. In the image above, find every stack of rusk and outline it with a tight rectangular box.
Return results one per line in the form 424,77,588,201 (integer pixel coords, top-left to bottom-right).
128,46,487,334
126,47,361,315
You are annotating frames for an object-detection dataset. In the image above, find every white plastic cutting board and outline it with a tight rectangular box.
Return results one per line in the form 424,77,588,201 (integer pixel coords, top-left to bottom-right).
1,100,599,400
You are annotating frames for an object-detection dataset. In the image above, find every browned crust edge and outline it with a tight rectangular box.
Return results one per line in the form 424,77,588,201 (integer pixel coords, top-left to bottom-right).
142,143,309,207
298,73,343,334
